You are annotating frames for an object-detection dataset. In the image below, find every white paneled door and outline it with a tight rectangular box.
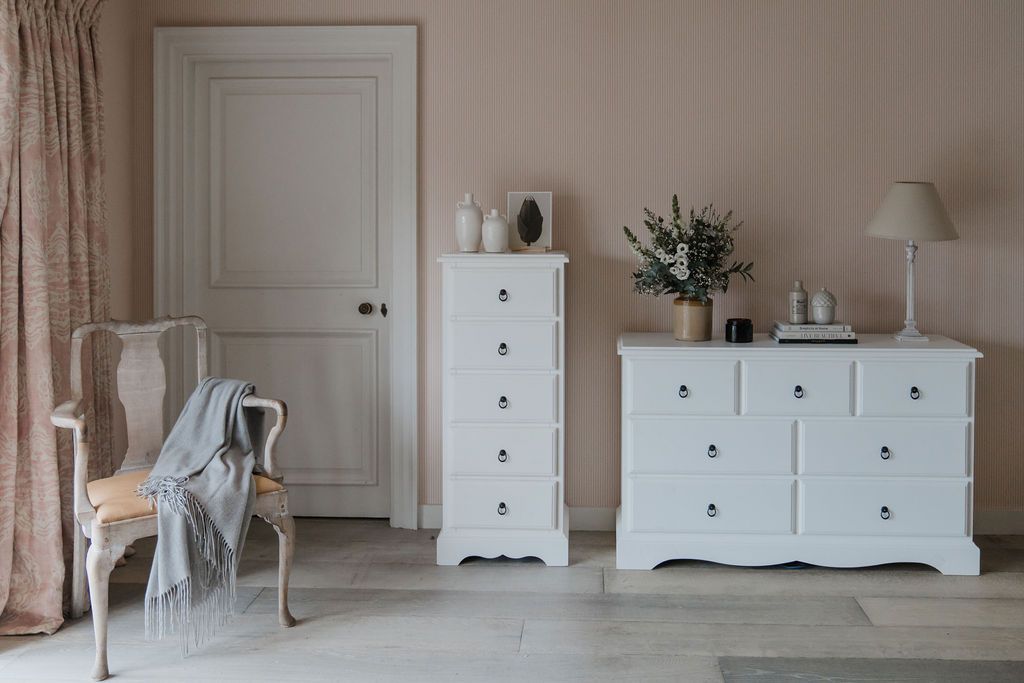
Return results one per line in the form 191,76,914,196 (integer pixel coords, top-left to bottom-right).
155,28,418,525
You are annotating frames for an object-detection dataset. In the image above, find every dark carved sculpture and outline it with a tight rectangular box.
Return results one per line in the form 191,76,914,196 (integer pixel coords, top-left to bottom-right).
517,196,544,247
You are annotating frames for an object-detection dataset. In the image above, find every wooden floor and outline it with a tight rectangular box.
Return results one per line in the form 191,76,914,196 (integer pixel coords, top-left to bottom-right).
3,520,1024,681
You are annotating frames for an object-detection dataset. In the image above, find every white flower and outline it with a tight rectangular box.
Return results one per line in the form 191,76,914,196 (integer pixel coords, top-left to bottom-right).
670,264,690,280
655,248,675,264
676,243,689,256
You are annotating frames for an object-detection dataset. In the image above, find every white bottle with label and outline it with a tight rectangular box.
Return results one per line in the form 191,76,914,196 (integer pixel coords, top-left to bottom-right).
789,280,808,324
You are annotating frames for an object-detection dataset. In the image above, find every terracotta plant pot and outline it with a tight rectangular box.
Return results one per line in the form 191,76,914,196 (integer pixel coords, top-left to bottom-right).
673,297,713,341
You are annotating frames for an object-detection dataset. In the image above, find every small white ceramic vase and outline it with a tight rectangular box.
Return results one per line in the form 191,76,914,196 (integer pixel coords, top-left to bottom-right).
482,209,509,253
455,192,483,252
811,287,837,324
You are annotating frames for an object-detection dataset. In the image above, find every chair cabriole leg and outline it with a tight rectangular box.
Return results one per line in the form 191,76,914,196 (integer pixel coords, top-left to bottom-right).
275,514,296,627
86,528,124,681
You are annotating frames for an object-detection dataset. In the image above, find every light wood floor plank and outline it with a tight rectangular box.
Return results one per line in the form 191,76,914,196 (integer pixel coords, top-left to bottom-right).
243,586,871,625
718,656,1024,682
520,619,1024,660
605,564,1024,599
859,597,1024,628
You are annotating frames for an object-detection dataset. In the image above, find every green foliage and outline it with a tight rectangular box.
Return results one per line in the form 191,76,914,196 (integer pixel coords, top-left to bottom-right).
623,196,754,303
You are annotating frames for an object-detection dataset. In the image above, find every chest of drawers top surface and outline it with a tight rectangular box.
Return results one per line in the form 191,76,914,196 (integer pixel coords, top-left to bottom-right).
618,332,980,357
438,251,570,264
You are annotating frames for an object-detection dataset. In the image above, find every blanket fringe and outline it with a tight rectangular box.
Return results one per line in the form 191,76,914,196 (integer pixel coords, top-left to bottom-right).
138,476,239,654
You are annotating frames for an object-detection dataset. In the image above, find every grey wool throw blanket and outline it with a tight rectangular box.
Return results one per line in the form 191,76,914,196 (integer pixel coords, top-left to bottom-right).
137,377,258,651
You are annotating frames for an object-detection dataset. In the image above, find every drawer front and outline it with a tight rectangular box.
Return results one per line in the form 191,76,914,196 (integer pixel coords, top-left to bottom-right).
451,374,557,422
450,427,557,476
628,418,794,474
627,359,737,415
860,361,970,417
451,268,557,317
803,420,969,476
451,321,557,370
744,361,852,416
450,479,557,530
802,480,968,537
629,477,794,533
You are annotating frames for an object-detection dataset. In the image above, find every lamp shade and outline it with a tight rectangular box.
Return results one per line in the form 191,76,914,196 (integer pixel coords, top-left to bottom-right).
865,182,958,242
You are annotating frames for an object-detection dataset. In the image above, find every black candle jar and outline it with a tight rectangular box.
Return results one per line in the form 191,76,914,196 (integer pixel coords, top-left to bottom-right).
725,318,753,343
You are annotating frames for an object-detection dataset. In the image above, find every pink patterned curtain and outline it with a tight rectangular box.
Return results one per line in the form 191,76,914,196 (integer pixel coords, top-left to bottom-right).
0,0,111,635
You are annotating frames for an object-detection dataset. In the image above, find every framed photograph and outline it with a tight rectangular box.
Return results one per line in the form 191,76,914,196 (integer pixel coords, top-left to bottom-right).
507,191,552,251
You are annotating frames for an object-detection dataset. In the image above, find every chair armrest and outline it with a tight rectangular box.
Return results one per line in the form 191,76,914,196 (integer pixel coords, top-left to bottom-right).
242,394,288,480
51,399,95,518
51,399,86,433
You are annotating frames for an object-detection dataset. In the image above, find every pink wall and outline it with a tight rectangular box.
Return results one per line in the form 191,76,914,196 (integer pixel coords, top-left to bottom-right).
101,0,1024,516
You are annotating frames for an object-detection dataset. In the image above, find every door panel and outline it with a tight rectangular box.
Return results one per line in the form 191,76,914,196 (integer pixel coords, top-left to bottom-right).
172,39,401,517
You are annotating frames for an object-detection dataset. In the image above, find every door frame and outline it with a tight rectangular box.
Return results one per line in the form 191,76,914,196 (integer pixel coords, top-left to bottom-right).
153,26,419,528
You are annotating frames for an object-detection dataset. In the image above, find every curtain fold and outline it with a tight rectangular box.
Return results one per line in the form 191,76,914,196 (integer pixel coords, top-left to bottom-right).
0,0,110,635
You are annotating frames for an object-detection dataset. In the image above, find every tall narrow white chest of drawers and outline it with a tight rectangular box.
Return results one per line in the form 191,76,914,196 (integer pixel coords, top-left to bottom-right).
617,333,983,575
437,252,569,566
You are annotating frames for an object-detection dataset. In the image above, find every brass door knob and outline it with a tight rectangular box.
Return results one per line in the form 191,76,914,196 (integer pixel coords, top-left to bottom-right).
358,302,374,315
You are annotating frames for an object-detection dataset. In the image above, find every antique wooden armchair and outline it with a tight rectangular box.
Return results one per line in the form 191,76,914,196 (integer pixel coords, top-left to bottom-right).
51,315,296,681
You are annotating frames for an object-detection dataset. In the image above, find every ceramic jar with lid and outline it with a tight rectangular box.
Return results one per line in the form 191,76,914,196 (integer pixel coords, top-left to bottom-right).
811,287,837,324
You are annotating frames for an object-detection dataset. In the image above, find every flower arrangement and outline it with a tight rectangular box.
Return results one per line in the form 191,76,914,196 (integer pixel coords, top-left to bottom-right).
623,196,754,303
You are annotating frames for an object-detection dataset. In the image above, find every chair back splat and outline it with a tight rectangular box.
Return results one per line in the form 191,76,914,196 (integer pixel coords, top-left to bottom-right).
70,316,208,473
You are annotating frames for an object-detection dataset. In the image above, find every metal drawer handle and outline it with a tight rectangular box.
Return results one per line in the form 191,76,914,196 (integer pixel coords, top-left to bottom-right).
707,444,718,458
498,288,509,302
497,502,508,516
707,503,717,518
880,505,891,520
880,446,891,460
498,342,508,356
678,384,689,399
497,449,508,463
910,386,920,400
794,385,804,399
498,396,508,409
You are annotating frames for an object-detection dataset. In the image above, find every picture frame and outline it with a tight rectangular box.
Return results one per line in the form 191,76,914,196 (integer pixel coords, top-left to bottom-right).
507,191,553,251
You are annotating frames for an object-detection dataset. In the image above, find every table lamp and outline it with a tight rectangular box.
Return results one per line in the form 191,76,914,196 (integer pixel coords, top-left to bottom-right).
865,181,958,342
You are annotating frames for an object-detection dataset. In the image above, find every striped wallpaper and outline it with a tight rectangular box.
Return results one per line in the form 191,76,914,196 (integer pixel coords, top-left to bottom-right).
101,0,1024,513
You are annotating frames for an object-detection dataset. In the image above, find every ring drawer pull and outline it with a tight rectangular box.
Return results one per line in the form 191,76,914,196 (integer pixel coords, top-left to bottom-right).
498,288,509,302
498,396,508,409
880,505,891,520
497,502,508,516
497,342,508,356
793,385,804,399
707,444,718,458
707,503,717,518
678,385,689,399
910,386,921,400
880,446,891,460
497,449,508,463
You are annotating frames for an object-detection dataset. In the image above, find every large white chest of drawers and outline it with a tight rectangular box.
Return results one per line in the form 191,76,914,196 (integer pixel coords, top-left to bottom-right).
617,333,982,575
437,252,569,566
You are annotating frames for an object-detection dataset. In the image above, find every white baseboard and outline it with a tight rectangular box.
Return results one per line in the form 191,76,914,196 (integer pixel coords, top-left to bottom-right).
417,505,616,531
975,510,1024,535
568,506,617,531
419,505,1023,535
418,504,442,529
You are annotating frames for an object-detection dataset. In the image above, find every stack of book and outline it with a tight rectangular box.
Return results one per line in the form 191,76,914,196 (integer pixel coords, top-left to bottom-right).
770,321,858,344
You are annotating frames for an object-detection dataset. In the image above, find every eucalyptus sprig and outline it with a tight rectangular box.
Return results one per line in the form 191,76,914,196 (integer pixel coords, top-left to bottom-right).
623,196,753,303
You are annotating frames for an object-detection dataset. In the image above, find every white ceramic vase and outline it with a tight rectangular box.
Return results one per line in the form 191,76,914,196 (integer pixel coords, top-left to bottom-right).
482,209,509,253
455,193,483,252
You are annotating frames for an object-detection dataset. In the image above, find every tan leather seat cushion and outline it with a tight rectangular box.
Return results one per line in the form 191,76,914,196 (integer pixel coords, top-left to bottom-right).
87,468,284,524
